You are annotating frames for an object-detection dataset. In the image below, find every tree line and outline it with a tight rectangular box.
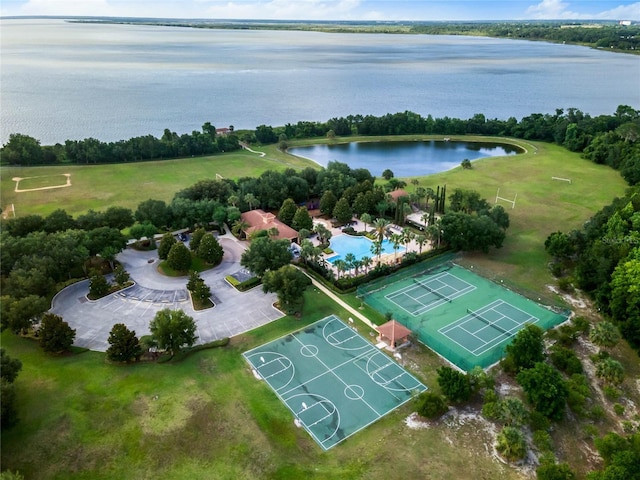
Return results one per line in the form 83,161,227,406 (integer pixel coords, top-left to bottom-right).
3,106,639,187
1,122,240,166
545,187,640,351
251,106,640,186
408,21,640,52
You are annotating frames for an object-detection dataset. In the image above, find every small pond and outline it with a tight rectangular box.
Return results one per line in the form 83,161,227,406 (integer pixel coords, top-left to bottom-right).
290,140,522,177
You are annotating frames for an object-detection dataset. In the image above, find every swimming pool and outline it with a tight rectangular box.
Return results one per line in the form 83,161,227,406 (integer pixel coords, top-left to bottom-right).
327,234,403,264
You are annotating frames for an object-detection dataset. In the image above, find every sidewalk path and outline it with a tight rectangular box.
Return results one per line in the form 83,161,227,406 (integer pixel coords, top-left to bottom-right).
300,270,376,330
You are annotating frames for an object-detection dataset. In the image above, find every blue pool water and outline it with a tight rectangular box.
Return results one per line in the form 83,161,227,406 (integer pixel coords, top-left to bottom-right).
327,234,403,264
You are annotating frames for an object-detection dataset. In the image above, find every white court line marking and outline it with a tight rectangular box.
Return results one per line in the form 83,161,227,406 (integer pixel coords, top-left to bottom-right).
439,300,542,356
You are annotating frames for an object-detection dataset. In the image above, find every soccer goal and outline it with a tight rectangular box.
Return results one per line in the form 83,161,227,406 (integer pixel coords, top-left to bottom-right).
495,188,517,209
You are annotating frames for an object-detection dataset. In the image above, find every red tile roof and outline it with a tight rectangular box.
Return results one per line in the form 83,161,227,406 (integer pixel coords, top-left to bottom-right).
376,320,412,346
241,209,298,241
388,189,410,202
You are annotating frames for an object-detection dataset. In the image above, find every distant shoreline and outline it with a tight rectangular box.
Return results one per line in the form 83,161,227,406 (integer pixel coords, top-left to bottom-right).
5,15,635,55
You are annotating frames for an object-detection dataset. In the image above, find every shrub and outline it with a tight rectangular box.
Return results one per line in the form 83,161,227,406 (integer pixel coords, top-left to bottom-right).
437,366,471,403
495,426,527,462
590,405,606,421
549,345,583,375
613,403,625,416
603,385,621,401
571,316,590,334
557,277,573,292
533,430,554,452
415,392,448,418
529,411,551,432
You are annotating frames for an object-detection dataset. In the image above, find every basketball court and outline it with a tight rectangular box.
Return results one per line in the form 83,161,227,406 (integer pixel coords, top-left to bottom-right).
243,315,427,450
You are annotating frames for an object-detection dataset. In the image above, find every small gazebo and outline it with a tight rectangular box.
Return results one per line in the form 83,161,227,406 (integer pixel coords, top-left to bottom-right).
376,320,412,350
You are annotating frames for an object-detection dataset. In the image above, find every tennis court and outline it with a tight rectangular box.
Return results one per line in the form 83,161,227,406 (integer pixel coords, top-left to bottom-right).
359,262,569,371
243,315,427,450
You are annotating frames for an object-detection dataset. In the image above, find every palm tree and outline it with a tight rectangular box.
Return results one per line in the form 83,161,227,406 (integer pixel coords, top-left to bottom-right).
227,195,239,207
401,227,414,252
390,233,403,264
411,178,420,191
372,217,391,264
420,211,430,228
360,212,372,234
334,259,347,279
314,223,331,245
352,259,363,276
595,357,625,385
344,253,356,277
415,234,428,254
589,321,621,350
416,186,426,209
361,256,372,274
267,227,280,239
370,242,383,265
232,218,249,238
244,193,257,211
372,218,391,244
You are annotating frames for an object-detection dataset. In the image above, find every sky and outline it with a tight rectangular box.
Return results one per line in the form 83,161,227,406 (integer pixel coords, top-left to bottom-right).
1,0,639,21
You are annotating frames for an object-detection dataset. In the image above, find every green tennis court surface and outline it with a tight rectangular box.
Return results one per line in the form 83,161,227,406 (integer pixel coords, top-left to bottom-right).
243,315,427,450
359,262,569,371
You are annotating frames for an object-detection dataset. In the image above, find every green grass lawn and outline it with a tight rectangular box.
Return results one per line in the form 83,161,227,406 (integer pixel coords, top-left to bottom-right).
0,149,316,218
381,139,627,295
1,137,631,478
0,290,523,480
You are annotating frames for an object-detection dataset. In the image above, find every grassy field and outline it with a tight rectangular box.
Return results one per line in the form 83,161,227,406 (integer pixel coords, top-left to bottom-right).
1,135,627,294
1,290,523,480
1,137,632,478
0,148,315,218
334,136,626,295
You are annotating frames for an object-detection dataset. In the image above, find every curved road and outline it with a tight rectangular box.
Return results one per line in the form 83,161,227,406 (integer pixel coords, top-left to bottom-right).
51,232,283,352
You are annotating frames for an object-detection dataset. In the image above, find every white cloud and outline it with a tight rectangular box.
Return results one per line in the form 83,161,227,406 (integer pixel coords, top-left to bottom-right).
525,0,579,19
526,0,640,19
11,0,115,16
593,2,640,19
200,0,363,20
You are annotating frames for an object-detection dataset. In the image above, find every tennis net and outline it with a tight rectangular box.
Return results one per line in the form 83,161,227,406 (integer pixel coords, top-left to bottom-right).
413,278,451,302
467,309,511,337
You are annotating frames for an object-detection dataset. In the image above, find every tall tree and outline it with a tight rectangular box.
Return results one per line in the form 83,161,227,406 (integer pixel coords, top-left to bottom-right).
106,323,142,363
503,324,545,373
158,233,177,260
189,228,206,252
39,313,76,354
196,233,224,265
240,237,292,277
277,198,298,226
167,242,192,272
0,295,48,334
149,309,197,357
135,199,172,228
517,362,567,420
292,207,313,232
262,265,311,314
319,190,338,217
0,349,22,384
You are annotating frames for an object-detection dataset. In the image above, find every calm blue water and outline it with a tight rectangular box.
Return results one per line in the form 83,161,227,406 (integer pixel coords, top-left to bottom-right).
328,234,402,264
291,140,520,176
1,19,639,145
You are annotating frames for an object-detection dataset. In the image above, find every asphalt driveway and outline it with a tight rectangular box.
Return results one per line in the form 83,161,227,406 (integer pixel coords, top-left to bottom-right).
50,233,283,352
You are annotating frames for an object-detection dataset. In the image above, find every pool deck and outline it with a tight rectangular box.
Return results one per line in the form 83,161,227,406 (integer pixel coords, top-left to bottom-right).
310,217,430,277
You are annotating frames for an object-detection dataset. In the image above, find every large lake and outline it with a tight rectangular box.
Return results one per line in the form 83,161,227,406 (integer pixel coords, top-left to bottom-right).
290,140,521,177
1,19,639,145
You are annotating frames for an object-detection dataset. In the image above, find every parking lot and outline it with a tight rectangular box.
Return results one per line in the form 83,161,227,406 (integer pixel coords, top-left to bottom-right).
50,234,284,351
